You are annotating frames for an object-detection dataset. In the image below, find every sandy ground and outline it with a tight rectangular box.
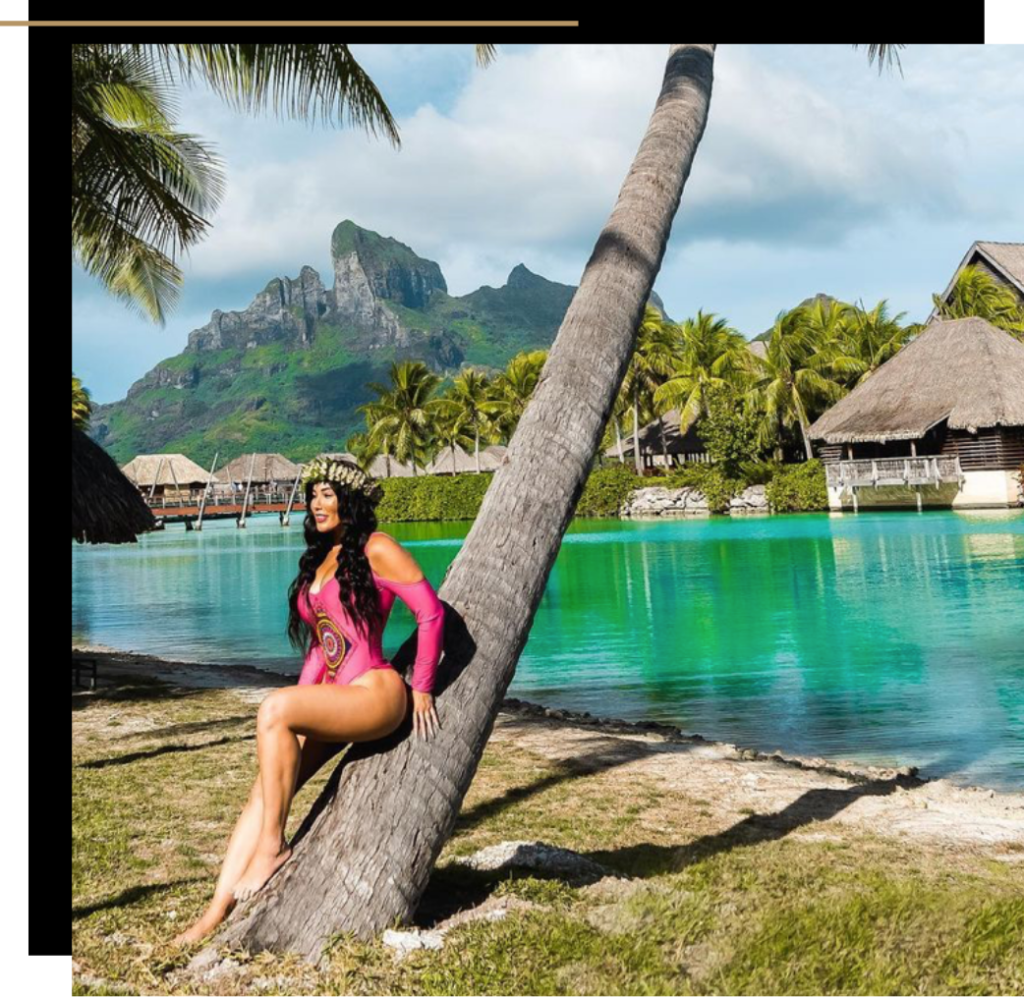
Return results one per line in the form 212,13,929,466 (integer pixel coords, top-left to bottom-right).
72,643,1024,857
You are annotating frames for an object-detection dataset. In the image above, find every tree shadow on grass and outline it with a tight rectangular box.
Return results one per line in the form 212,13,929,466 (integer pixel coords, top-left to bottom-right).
77,732,256,769
454,726,697,834
72,673,209,712
72,878,202,921
413,731,701,927
586,772,923,878
112,714,255,741
415,770,925,925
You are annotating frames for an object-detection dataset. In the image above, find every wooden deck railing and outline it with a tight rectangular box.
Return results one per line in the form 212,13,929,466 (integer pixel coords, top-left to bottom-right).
824,456,964,489
141,489,296,509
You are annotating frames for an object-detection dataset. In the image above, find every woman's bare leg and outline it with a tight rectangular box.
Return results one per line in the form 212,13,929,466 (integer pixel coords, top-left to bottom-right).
172,789,263,944
231,679,402,902
172,733,342,945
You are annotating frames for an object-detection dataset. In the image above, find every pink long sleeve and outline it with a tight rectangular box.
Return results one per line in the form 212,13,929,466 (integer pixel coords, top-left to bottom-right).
377,575,445,694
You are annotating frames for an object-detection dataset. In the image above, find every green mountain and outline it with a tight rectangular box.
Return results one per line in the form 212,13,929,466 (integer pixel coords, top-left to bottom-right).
90,220,668,466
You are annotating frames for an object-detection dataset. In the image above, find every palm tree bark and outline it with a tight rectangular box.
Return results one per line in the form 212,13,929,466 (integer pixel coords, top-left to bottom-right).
633,391,643,476
800,418,815,460
615,418,625,464
200,43,716,966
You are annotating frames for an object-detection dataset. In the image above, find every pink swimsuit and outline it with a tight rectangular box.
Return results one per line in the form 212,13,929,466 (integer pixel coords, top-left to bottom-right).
296,558,445,693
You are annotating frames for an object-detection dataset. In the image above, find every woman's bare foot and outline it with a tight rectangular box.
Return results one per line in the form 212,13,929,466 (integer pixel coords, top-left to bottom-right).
171,900,232,946
232,844,292,902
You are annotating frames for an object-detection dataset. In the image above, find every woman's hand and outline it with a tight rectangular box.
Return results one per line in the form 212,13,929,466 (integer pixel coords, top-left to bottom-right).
411,690,439,740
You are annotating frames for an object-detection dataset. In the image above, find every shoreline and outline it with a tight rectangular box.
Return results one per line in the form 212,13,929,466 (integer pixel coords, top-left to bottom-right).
72,642,1018,803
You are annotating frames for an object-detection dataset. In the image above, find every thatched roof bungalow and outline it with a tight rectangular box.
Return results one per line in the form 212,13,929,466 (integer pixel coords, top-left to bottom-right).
364,454,417,478
603,408,709,470
425,443,502,475
809,316,1024,510
928,241,1024,322
120,453,214,499
214,453,302,491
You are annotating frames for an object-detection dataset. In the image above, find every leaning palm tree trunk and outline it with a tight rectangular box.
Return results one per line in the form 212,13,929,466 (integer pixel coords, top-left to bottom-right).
203,43,716,965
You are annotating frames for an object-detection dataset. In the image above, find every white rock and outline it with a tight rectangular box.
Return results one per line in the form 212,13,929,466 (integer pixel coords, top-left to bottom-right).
453,839,620,884
382,928,445,958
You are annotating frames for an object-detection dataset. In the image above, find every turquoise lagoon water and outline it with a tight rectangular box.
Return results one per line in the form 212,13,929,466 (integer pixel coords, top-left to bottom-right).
71,510,1024,791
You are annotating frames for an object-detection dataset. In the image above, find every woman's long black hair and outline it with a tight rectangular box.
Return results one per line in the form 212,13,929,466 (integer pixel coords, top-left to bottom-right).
286,467,386,654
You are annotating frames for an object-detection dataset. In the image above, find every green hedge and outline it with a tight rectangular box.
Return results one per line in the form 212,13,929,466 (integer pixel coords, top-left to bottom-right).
376,472,494,522
372,458,829,522
374,462,645,522
764,459,829,512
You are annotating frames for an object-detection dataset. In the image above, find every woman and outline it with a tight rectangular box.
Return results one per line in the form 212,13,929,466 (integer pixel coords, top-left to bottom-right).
173,455,445,946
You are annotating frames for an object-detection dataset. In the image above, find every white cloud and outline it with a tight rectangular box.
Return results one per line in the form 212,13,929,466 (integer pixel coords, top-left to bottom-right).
175,43,989,293
74,43,1024,399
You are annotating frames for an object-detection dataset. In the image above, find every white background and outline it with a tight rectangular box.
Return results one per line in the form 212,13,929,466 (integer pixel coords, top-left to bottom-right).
987,0,1024,40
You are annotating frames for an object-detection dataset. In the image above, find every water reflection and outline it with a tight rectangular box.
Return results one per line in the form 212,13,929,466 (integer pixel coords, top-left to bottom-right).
72,510,1024,790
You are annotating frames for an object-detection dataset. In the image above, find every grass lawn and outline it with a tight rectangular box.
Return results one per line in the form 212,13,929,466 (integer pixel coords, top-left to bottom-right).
72,670,1024,996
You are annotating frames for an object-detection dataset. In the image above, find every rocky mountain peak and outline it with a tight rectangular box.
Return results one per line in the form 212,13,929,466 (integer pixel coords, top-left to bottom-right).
506,263,544,290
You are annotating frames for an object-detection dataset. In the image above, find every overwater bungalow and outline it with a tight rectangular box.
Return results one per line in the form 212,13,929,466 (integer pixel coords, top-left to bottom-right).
808,316,1024,511
927,240,1024,322
214,453,302,495
120,453,215,502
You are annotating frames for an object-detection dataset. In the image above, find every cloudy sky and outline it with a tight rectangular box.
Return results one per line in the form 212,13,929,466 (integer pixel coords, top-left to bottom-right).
72,43,1024,404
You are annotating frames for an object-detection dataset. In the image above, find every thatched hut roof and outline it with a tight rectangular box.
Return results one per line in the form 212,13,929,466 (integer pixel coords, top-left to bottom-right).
604,408,706,458
929,241,1024,322
120,453,214,488
364,454,418,478
808,316,1024,444
425,444,501,474
214,453,302,484
73,428,158,544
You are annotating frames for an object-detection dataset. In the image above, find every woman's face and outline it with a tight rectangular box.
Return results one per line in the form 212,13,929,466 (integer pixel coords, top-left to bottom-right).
310,481,342,535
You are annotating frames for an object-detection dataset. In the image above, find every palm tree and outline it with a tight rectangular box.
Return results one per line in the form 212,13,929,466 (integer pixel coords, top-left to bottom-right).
654,309,748,441
446,369,497,473
606,384,634,465
479,350,548,444
206,43,906,962
344,429,377,474
72,372,92,430
72,43,493,325
827,299,913,387
748,306,847,459
359,361,441,477
932,265,1024,341
428,395,475,475
617,305,679,473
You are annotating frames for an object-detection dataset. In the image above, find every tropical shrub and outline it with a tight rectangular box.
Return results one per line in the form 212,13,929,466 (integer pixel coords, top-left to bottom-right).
765,459,828,512
576,464,645,518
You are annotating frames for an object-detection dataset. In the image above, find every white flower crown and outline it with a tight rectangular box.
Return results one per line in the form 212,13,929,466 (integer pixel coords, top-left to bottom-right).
301,456,381,501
